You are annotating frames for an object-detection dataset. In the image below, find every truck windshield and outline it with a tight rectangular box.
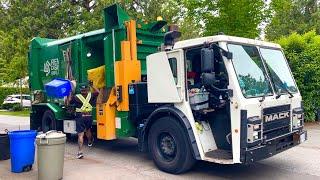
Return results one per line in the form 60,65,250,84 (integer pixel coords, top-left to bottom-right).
259,48,298,94
228,44,272,98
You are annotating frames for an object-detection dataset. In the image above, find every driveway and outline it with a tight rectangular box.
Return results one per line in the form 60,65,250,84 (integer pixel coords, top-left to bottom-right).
0,115,319,179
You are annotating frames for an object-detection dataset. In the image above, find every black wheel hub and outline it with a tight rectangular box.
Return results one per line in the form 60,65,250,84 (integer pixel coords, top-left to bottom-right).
158,133,177,161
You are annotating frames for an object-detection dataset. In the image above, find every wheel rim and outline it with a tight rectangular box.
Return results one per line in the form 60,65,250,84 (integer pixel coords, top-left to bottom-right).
157,132,177,161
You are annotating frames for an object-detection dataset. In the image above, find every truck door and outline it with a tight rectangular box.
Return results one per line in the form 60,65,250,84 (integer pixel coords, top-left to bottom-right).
146,50,185,103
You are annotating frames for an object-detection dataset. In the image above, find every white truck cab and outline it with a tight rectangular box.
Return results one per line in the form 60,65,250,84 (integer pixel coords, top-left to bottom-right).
146,35,307,167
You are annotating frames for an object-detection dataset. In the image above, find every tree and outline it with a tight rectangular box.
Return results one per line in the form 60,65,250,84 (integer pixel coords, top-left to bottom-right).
125,0,200,39
0,0,113,105
276,30,320,121
0,1,111,83
0,0,198,85
266,0,320,40
184,0,269,39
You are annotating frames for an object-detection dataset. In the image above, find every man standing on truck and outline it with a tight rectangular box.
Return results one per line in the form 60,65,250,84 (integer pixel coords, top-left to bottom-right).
70,82,99,159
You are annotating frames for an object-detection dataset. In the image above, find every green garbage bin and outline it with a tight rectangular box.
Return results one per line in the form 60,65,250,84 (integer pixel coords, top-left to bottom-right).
36,131,66,180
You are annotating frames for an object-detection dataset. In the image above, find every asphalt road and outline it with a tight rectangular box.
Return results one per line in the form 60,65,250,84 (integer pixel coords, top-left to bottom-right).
0,115,319,180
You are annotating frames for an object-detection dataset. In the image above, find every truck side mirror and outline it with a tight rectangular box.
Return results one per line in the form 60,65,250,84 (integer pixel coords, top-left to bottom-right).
223,51,233,60
201,48,214,72
201,73,217,87
210,43,233,60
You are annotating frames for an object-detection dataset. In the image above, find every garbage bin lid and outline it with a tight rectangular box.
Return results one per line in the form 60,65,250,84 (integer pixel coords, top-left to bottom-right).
0,131,8,136
37,131,66,139
36,131,66,146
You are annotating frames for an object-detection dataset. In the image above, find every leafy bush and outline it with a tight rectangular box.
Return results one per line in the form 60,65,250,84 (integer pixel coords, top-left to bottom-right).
12,104,23,111
1,103,20,110
276,30,320,121
2,103,15,110
0,87,30,105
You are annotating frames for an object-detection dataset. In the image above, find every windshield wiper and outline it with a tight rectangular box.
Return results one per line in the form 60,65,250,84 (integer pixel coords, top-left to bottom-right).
276,84,294,99
259,71,271,102
281,87,294,98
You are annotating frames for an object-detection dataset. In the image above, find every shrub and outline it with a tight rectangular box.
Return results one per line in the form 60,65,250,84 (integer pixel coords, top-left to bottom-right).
2,103,13,110
1,103,20,110
276,30,320,121
12,104,23,111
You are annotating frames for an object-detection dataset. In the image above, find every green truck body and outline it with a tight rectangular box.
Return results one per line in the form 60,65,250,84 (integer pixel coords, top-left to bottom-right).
28,4,167,138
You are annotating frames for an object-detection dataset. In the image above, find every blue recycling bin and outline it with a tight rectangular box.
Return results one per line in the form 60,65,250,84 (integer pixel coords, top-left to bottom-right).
45,78,72,98
8,130,37,173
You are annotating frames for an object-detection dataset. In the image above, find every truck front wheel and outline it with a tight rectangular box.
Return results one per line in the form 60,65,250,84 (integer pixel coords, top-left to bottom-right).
148,117,196,174
41,110,56,132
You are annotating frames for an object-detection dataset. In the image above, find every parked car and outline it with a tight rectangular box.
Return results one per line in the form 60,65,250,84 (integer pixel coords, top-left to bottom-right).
2,94,31,108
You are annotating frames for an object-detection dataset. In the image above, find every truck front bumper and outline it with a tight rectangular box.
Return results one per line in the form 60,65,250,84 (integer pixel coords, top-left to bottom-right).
243,130,307,164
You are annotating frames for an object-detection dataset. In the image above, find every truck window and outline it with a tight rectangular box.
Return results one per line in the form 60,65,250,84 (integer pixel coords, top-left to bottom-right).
186,48,202,89
260,48,298,94
168,57,178,84
185,45,228,89
228,44,272,98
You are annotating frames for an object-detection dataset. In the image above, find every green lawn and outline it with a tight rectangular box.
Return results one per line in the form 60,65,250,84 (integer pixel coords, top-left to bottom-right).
0,110,30,117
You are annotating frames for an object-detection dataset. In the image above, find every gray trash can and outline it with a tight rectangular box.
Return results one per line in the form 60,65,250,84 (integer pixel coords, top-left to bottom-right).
36,131,66,180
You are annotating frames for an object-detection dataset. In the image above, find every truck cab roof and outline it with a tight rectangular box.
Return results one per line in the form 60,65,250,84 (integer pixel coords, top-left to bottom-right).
173,35,281,49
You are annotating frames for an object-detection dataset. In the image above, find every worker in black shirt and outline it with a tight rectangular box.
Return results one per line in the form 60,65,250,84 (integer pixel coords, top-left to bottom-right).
70,82,99,159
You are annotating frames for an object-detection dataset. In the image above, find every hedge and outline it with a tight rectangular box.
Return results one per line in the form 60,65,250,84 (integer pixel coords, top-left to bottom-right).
277,30,320,121
0,87,30,105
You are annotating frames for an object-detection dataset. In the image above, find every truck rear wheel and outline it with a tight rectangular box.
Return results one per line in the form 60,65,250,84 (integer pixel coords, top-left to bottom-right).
41,110,56,132
148,117,196,174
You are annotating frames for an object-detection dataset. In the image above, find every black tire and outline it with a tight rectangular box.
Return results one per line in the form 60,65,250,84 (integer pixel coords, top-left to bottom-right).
41,110,56,132
148,117,196,174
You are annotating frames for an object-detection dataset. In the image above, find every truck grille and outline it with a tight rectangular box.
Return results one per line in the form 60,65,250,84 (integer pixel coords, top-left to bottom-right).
262,105,291,140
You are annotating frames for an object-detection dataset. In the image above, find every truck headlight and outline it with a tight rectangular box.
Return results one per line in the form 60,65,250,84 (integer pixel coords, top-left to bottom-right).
292,108,304,129
252,131,259,140
247,116,262,143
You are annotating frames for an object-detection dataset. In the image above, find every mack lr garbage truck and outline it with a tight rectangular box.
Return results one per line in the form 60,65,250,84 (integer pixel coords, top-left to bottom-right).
29,4,307,174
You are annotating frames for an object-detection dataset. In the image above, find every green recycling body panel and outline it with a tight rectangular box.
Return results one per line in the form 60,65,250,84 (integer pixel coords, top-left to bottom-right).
116,111,135,137
28,4,167,138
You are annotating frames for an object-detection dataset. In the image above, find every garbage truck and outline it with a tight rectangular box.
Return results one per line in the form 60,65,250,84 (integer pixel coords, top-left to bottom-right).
28,3,307,174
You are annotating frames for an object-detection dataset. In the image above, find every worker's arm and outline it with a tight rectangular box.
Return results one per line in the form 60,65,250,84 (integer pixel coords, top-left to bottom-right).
66,92,74,106
66,94,77,115
89,81,100,95
69,95,77,105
